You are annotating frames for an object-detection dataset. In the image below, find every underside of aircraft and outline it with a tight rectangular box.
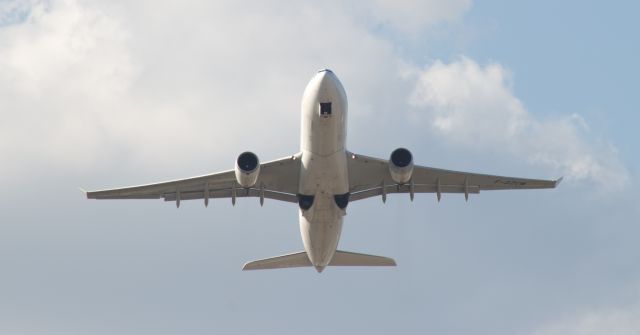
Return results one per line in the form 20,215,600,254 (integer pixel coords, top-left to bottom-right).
86,69,561,272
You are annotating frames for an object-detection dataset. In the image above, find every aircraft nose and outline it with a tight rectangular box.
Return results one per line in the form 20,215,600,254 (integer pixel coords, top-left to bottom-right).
316,69,337,86
314,265,325,273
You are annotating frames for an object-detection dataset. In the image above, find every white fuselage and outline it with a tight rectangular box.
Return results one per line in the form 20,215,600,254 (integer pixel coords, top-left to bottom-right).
298,69,349,272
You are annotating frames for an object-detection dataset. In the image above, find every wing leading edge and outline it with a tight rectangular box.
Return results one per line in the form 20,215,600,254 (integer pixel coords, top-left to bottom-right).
86,154,302,205
347,152,561,202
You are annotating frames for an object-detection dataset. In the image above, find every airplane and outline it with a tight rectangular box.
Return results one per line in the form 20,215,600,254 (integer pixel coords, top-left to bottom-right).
86,69,561,273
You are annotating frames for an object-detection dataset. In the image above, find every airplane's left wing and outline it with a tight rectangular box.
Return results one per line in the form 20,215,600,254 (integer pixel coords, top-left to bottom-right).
347,152,560,202
86,153,302,205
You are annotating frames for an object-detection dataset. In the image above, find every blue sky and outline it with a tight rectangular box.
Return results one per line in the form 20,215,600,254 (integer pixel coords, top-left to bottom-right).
0,0,639,334
464,1,639,158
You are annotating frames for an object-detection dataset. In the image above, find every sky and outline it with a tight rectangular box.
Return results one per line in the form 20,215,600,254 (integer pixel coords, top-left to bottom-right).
0,0,639,334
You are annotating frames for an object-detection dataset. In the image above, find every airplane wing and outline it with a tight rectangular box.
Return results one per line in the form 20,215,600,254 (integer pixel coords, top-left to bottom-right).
86,153,302,205
347,152,561,202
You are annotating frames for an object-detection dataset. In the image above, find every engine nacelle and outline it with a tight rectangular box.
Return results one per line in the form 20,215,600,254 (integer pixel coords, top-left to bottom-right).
235,151,260,188
389,148,414,184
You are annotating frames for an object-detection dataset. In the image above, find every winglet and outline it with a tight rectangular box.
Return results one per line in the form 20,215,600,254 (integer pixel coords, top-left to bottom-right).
78,187,88,198
554,177,564,188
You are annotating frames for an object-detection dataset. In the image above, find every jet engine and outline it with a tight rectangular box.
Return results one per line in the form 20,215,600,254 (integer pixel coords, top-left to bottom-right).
235,151,260,188
389,148,413,184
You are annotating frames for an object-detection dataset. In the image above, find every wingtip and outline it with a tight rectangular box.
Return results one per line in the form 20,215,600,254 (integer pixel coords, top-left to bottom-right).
555,177,564,187
78,187,88,198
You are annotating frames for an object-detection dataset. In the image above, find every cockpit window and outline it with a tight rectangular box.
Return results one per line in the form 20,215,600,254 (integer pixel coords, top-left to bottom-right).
320,102,332,117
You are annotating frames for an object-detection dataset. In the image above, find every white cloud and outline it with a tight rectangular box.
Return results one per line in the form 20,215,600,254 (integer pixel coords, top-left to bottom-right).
530,304,640,335
0,0,403,181
408,57,629,190
0,0,140,180
0,0,628,193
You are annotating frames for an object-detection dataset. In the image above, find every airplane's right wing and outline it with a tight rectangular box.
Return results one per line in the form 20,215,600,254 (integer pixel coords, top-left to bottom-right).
86,153,302,205
347,152,560,202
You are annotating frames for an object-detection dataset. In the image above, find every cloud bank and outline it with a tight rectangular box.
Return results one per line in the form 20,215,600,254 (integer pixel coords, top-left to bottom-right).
0,0,628,192
408,57,628,190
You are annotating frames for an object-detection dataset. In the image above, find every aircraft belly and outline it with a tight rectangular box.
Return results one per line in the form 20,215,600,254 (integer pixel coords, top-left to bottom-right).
298,152,348,266
298,151,349,195
297,150,349,266
297,69,349,268
299,202,343,267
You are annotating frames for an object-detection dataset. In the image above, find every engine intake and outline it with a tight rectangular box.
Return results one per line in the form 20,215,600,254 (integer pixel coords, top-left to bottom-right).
389,148,413,184
235,151,260,188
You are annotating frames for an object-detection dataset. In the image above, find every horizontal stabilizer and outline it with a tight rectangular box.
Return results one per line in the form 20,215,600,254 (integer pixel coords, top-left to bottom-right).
242,250,396,270
329,250,396,266
242,251,311,270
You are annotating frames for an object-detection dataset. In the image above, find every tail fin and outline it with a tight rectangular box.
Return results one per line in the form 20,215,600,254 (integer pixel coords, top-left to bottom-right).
242,250,396,270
